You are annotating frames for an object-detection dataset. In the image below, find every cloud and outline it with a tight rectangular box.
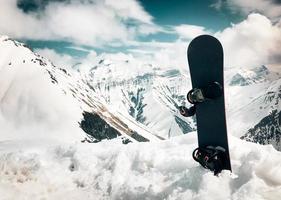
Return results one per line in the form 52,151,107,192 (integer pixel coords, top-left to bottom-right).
0,0,159,46
212,0,281,19
39,13,281,72
210,0,224,10
170,13,281,69
174,24,211,40
35,48,79,68
114,13,281,69
104,0,153,24
215,13,281,68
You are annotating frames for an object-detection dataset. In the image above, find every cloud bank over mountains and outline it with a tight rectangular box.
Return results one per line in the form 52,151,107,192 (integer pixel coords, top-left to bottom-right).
0,0,280,69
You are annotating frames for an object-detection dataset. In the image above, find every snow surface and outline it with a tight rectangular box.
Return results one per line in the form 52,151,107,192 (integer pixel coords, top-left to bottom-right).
1,133,281,200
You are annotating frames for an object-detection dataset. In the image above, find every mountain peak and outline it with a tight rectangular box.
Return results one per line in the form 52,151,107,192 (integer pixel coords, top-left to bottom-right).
229,65,273,86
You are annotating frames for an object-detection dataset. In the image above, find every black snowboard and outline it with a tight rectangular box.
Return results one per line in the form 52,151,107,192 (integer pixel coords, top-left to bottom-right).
187,35,231,171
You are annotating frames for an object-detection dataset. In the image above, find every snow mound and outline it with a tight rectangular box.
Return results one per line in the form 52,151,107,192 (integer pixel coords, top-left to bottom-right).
0,134,281,200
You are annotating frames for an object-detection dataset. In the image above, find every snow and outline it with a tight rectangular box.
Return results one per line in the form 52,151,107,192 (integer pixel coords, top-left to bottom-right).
225,71,281,138
0,36,163,143
0,134,281,200
0,36,84,142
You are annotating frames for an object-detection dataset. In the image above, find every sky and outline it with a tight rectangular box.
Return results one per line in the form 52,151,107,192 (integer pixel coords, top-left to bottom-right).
0,0,281,69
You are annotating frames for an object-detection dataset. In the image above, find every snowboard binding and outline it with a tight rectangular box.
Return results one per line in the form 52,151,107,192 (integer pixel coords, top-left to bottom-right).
179,105,196,117
187,88,205,104
187,82,223,104
179,82,223,117
192,146,227,175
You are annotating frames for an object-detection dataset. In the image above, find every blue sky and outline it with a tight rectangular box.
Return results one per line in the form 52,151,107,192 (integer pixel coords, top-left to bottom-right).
0,0,281,68
139,0,242,30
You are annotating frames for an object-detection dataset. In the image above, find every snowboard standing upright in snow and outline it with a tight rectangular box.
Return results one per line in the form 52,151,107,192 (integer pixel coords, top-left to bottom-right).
180,35,231,175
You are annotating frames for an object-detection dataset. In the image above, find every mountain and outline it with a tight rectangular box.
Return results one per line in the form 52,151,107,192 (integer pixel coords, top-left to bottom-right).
225,65,281,149
1,35,281,151
238,77,281,150
83,54,281,149
85,57,196,139
0,36,161,143
241,109,281,150
228,65,271,86
0,36,196,143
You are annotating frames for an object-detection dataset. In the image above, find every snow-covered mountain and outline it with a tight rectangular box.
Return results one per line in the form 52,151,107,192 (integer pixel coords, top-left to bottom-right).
225,65,281,149
238,78,281,150
1,35,281,149
0,36,161,143
81,53,281,149
228,65,272,86
85,57,195,139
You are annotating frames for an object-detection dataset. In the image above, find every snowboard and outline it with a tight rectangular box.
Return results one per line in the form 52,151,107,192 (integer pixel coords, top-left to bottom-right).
186,35,231,173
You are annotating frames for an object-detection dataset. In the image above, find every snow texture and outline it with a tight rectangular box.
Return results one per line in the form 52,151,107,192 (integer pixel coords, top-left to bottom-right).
0,134,281,200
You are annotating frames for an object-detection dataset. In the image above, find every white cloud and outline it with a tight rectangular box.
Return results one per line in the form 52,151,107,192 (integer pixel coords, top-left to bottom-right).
104,0,153,24
174,24,210,40
39,13,281,72
28,11,281,72
132,24,164,35
122,13,281,69
210,0,224,10
215,13,281,68
35,48,79,68
65,45,91,53
215,0,281,19
0,0,159,46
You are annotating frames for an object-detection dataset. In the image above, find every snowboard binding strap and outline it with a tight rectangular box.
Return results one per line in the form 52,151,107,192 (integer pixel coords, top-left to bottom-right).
180,82,223,117
187,88,205,104
179,105,196,117
192,146,227,175
187,82,223,104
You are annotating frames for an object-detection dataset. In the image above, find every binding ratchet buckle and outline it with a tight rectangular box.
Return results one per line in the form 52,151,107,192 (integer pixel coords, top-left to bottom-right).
192,146,227,175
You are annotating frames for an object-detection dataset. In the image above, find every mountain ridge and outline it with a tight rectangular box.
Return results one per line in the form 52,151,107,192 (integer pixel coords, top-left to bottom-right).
1,35,281,150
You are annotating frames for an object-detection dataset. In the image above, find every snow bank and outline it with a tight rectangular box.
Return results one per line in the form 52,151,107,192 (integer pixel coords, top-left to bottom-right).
0,133,280,200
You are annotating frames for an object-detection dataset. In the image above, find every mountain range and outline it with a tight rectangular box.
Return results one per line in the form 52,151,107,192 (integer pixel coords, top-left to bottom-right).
0,35,280,150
